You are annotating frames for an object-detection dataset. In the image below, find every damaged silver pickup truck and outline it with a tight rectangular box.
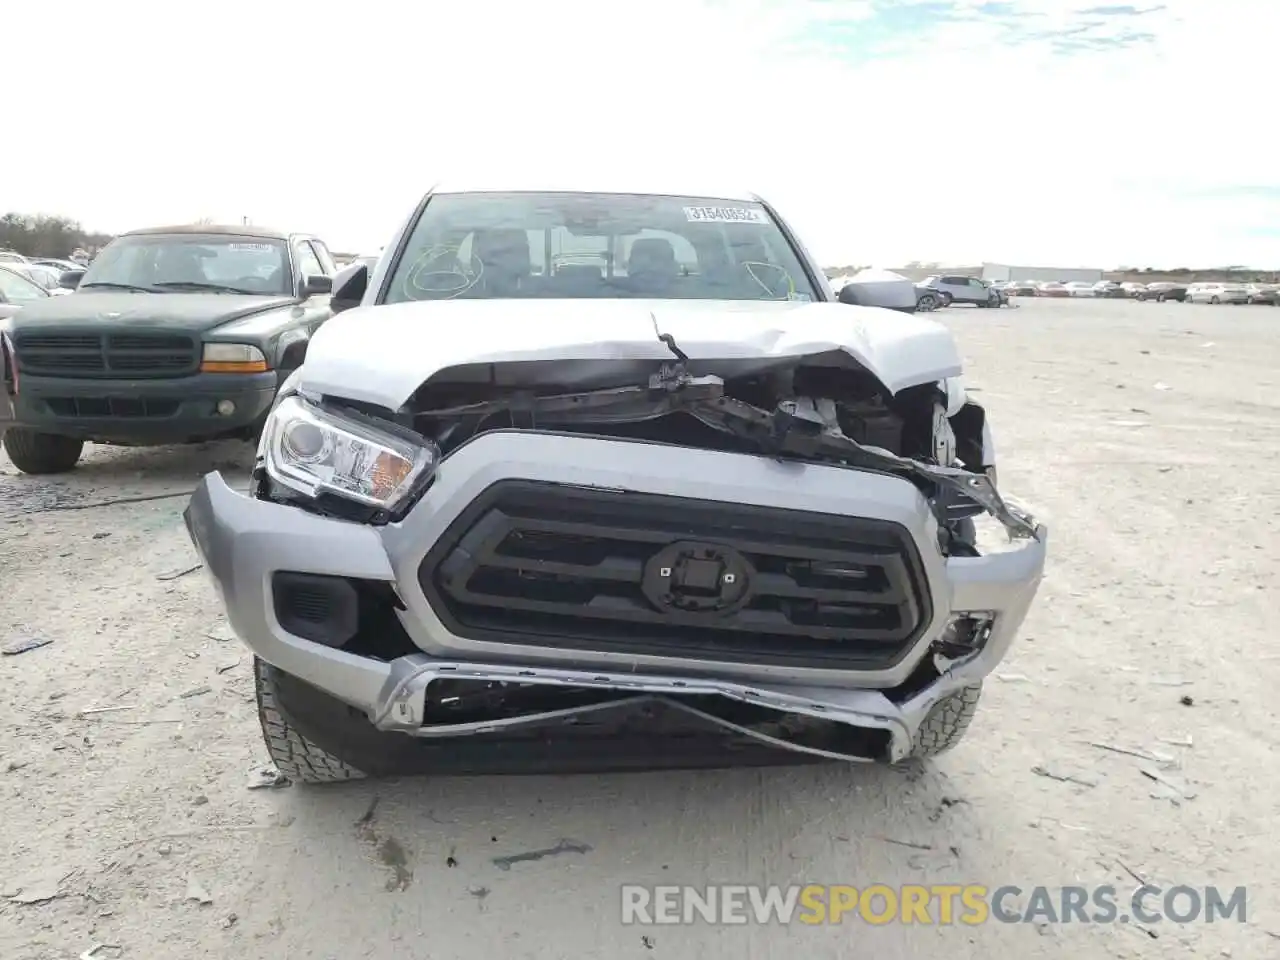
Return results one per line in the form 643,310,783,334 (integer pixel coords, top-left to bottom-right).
183,182,1047,783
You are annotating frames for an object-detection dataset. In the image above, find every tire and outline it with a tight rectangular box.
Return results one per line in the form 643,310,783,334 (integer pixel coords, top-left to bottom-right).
905,684,983,759
917,294,937,311
1210,295,1220,304
939,292,953,307
1136,292,1147,301
2,429,84,475
254,658,367,785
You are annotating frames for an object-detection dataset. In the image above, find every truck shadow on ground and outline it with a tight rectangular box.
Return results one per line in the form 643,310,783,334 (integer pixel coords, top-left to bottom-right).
253,758,977,906
73,439,255,482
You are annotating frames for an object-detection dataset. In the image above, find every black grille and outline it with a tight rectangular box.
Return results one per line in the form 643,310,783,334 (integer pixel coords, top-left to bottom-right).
45,397,181,418
419,481,932,670
13,331,198,378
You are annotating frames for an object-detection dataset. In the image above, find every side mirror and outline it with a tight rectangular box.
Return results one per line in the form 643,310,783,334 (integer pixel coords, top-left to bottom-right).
59,269,85,290
330,263,368,314
837,285,861,305
302,274,333,297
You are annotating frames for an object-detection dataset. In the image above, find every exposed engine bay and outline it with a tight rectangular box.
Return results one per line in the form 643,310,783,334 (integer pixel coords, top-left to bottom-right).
397,352,1037,546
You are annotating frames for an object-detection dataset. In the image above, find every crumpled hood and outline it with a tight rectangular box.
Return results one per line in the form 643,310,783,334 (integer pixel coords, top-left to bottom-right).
300,298,963,410
7,292,300,334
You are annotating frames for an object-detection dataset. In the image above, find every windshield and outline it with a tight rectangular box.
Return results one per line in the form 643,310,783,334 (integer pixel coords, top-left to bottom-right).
382,192,819,303
81,234,291,294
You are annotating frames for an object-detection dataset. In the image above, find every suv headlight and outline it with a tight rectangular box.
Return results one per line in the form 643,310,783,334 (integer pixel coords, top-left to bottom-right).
201,343,269,373
263,395,439,508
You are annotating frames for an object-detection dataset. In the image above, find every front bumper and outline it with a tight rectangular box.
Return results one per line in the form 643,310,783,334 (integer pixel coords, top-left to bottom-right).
184,431,1047,762
0,371,277,443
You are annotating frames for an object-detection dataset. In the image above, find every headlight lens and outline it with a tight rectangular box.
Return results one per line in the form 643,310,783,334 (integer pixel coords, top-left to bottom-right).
263,395,438,508
202,343,268,373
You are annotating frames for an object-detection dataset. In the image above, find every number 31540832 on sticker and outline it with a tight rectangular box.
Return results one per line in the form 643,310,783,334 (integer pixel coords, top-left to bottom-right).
683,206,769,224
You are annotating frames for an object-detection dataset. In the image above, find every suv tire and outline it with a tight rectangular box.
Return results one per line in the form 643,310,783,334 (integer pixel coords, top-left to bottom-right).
255,658,367,785
2,429,84,475
906,683,983,759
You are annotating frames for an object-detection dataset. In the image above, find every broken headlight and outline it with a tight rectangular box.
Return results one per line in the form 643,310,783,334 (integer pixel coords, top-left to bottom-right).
263,395,439,509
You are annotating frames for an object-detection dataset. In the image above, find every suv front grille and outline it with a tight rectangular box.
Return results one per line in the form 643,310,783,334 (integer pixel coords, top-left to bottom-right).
418,480,932,671
14,332,198,378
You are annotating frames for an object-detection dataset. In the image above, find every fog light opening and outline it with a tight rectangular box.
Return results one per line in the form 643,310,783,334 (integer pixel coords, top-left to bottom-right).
216,399,237,417
933,613,996,659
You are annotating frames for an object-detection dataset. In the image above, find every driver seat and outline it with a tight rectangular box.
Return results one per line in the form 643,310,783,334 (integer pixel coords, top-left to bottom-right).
471,229,531,295
627,238,678,294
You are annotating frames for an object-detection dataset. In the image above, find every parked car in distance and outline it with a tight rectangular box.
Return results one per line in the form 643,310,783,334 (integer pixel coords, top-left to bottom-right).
0,224,339,475
1119,282,1148,298
919,274,1001,307
1004,280,1039,297
29,258,83,274
1063,281,1097,297
1245,283,1279,305
0,263,53,320
1037,282,1070,298
1186,282,1250,304
9,262,71,295
1093,280,1126,298
1133,281,1187,302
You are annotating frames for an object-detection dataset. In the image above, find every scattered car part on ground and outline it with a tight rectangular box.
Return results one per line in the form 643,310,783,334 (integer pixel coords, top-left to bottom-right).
184,182,1047,784
0,224,338,475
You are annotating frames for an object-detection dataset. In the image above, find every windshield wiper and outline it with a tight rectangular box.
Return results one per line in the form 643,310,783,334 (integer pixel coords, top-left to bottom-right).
79,281,156,293
151,281,259,295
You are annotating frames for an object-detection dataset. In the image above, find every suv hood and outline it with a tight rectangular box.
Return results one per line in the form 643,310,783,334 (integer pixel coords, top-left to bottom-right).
300,298,963,410
7,292,300,334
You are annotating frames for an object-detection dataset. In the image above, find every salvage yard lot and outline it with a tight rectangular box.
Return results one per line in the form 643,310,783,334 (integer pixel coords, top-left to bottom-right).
1,297,1277,959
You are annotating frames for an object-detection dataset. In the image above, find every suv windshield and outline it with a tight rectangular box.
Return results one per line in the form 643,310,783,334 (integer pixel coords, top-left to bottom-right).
382,192,818,303
81,234,291,295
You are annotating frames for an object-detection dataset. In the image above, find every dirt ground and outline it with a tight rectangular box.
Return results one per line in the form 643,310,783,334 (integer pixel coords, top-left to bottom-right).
2,297,1277,960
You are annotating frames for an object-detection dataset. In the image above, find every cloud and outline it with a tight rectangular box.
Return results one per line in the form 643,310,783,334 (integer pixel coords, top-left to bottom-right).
1,0,1274,269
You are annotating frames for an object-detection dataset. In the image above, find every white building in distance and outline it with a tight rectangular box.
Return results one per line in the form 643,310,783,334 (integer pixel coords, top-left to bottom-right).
981,262,1104,283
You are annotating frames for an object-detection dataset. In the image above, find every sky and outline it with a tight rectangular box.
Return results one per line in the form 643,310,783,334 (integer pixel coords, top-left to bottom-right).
6,0,1277,269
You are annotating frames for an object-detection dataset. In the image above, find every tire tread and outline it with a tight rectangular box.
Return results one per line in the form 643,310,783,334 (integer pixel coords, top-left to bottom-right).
254,658,366,785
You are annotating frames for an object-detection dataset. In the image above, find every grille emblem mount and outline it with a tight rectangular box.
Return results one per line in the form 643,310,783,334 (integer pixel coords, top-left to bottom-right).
642,541,753,616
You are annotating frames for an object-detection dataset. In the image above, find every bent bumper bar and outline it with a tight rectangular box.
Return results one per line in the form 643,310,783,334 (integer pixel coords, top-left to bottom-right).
184,430,1047,762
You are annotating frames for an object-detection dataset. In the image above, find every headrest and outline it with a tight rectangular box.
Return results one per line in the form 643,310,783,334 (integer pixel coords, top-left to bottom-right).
629,238,676,270
471,229,531,271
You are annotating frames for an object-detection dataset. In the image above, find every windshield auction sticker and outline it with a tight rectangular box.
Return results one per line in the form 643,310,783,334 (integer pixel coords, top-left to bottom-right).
683,206,769,224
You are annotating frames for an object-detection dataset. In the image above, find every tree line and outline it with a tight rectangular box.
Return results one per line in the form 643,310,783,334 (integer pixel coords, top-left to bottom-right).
0,213,115,259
